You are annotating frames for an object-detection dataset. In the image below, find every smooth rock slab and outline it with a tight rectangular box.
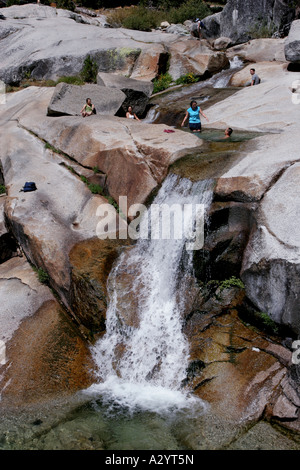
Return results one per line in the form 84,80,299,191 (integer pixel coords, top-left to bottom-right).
226,38,286,63
47,82,126,116
285,20,300,63
241,163,300,333
17,87,202,209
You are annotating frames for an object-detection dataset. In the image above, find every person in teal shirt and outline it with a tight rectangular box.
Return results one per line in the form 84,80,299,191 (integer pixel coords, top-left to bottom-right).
181,100,209,132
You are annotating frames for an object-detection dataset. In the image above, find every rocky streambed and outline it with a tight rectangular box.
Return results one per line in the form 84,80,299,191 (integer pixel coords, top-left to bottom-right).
1,3,300,451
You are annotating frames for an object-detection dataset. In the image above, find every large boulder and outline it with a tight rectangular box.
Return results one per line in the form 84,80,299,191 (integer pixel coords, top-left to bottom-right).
0,88,128,331
226,38,286,63
241,163,300,333
229,61,286,87
202,0,296,45
204,61,300,334
168,39,229,80
285,20,300,63
0,4,182,85
96,72,153,117
47,82,126,116
0,256,94,407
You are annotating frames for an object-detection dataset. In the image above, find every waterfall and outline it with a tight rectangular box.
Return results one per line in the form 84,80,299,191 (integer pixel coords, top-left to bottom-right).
210,55,244,88
86,174,214,414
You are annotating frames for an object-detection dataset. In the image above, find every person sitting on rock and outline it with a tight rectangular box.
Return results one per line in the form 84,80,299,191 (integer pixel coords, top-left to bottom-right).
81,98,95,117
126,106,140,121
181,100,209,133
245,68,261,86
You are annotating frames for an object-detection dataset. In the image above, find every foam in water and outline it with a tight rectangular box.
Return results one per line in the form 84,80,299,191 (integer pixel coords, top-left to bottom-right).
85,174,214,414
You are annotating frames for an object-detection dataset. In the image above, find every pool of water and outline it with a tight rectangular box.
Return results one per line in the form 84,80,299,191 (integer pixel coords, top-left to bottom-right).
170,128,263,182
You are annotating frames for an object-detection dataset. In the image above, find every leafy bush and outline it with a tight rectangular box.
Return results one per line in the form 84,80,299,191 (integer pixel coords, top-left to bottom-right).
175,72,199,85
32,266,50,284
0,184,6,195
80,55,98,84
106,7,138,27
167,0,211,24
248,19,277,39
121,6,164,31
57,75,85,86
55,0,76,11
152,73,173,93
106,0,210,31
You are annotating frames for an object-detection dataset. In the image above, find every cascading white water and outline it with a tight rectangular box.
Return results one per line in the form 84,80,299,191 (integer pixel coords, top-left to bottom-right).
87,174,214,414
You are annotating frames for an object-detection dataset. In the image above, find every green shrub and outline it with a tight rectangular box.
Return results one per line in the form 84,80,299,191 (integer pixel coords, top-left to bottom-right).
57,75,85,86
175,72,199,85
107,1,210,31
248,19,277,39
0,184,6,195
88,183,104,195
121,6,164,31
167,0,211,24
80,55,98,84
33,266,50,284
218,276,245,292
152,73,173,93
55,0,76,11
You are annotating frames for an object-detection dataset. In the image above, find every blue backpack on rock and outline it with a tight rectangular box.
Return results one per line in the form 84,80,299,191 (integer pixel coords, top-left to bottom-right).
20,182,37,192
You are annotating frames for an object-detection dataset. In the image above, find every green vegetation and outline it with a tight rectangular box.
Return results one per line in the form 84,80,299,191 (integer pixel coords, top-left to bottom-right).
80,55,98,84
206,276,245,293
175,72,199,85
57,75,85,86
33,266,50,284
152,73,173,93
152,71,201,93
255,311,279,335
55,0,76,11
0,184,6,195
248,19,277,39
218,276,245,292
107,0,211,31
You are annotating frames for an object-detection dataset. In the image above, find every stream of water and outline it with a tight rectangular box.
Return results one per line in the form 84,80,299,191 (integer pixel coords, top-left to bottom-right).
2,56,299,451
85,173,214,415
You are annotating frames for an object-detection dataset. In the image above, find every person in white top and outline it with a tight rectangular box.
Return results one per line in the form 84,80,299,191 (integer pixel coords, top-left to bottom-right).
126,106,140,121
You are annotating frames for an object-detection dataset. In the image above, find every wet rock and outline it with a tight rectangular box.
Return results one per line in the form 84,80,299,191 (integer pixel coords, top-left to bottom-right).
187,307,289,424
0,296,94,407
47,82,126,117
69,238,132,334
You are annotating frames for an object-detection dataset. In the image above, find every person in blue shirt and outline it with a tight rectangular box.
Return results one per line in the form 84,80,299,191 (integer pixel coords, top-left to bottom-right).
181,100,209,132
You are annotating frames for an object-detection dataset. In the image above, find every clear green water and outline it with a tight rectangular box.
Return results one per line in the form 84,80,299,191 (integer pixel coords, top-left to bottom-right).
1,392,300,451
170,128,263,182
